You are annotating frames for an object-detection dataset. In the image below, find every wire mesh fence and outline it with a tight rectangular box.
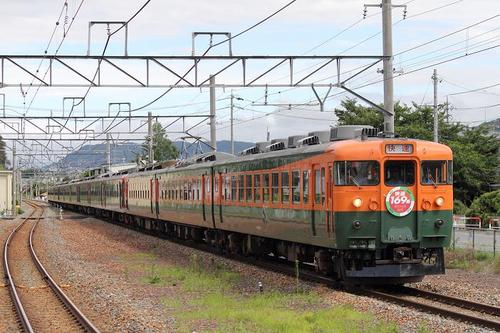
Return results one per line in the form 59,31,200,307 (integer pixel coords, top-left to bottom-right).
452,226,498,256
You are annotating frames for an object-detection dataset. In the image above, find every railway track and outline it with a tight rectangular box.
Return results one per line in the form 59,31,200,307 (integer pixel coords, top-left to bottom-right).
3,201,100,333
361,286,500,331
60,207,500,331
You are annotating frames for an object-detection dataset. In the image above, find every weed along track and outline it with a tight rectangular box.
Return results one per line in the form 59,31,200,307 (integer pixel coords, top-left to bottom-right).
3,201,99,333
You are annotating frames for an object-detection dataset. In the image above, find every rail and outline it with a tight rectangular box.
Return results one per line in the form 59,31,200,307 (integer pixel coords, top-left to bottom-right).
4,201,100,333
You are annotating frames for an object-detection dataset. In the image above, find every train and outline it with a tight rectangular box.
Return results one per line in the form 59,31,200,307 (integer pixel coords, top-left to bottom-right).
48,126,454,284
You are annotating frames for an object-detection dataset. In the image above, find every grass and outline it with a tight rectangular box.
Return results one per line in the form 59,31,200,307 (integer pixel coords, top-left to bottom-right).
122,251,398,333
445,248,500,274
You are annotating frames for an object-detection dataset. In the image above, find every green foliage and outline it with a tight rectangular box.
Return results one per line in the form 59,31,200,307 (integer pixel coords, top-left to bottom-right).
468,190,500,224
445,248,499,273
335,98,500,204
453,200,468,215
137,122,178,163
125,251,396,332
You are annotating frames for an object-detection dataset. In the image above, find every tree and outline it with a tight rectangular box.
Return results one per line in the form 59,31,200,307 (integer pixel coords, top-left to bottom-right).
137,122,178,163
0,135,6,170
334,98,500,204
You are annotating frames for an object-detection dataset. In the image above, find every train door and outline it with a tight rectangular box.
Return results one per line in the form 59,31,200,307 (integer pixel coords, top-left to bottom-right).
201,174,206,221
326,163,335,239
214,171,223,224
155,176,160,217
381,159,418,243
312,164,326,237
123,178,128,209
101,183,105,207
149,177,154,215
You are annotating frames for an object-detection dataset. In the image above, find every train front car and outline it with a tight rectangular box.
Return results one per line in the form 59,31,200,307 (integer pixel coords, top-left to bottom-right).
329,138,453,284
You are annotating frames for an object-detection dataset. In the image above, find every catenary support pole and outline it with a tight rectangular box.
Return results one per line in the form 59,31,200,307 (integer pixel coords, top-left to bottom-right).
382,0,395,134
210,75,217,151
148,112,153,163
12,142,16,215
230,91,234,155
433,68,439,142
106,133,111,170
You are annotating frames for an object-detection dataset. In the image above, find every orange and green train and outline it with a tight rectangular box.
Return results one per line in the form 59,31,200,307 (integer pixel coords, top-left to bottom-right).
49,127,453,284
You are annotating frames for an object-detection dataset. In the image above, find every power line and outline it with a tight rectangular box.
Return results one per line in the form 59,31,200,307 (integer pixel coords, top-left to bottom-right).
25,0,86,116
395,13,500,56
446,80,500,96
128,0,298,114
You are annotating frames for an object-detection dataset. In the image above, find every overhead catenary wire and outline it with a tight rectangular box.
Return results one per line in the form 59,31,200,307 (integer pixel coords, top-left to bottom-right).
126,0,298,114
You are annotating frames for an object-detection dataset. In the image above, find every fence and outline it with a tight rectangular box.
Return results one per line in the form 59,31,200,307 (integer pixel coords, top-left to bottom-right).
451,226,498,256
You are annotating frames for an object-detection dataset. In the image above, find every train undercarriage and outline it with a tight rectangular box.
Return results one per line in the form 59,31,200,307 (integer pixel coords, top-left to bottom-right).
54,202,445,285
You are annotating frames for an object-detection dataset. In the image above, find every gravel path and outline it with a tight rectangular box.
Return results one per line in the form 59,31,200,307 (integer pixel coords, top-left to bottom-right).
35,205,499,333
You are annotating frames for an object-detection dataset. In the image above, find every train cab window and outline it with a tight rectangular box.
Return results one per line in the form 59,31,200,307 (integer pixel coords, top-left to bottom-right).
246,175,253,202
254,175,261,202
272,173,279,203
335,161,380,186
385,160,415,186
302,171,309,204
263,174,270,202
421,160,453,185
281,172,290,203
238,175,245,201
292,171,300,204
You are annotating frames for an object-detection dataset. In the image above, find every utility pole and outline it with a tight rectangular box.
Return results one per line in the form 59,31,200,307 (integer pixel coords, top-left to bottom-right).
210,76,217,151
432,69,439,142
230,92,234,155
148,112,154,164
106,133,111,170
12,142,16,215
364,0,407,134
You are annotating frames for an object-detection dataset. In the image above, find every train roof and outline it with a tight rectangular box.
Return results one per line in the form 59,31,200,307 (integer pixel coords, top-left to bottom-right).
52,127,453,186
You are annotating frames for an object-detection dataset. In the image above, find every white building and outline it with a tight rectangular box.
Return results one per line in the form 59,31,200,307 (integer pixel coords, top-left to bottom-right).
0,170,13,216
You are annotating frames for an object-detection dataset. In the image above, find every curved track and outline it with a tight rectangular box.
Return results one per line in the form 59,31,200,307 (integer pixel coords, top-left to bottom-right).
3,201,100,333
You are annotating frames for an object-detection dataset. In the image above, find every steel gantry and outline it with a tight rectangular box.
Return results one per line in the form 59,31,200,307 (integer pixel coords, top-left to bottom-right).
0,54,386,88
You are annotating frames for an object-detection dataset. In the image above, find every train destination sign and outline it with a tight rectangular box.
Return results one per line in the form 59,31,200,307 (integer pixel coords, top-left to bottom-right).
385,144,413,154
386,187,415,217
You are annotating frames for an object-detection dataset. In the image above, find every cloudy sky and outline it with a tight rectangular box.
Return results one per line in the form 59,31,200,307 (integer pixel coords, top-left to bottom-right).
0,0,499,160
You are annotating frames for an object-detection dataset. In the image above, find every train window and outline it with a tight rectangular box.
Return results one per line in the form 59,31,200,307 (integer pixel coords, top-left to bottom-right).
292,171,300,204
246,175,253,202
224,176,230,201
263,174,270,202
421,160,452,185
314,169,325,204
303,171,309,204
205,177,210,193
385,160,415,186
238,175,245,201
254,174,261,202
335,161,380,186
281,172,290,203
231,176,237,201
215,177,219,193
272,173,279,203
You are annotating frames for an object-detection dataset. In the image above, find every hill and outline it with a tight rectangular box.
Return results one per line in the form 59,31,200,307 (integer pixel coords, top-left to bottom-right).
53,140,254,170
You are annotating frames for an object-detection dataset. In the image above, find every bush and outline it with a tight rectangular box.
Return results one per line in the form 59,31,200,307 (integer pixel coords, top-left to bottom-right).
453,200,468,215
468,190,500,226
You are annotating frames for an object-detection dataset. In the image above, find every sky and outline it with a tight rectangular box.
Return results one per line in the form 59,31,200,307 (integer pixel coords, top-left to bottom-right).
0,0,499,166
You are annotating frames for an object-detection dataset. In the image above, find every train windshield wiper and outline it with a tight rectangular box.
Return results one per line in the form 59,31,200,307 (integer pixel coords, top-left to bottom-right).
349,175,361,189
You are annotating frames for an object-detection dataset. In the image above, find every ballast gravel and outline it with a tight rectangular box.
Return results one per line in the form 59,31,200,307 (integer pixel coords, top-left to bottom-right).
33,206,499,333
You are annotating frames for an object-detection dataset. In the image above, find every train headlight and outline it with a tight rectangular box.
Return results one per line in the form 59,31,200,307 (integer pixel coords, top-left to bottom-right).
352,198,363,208
435,197,444,207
